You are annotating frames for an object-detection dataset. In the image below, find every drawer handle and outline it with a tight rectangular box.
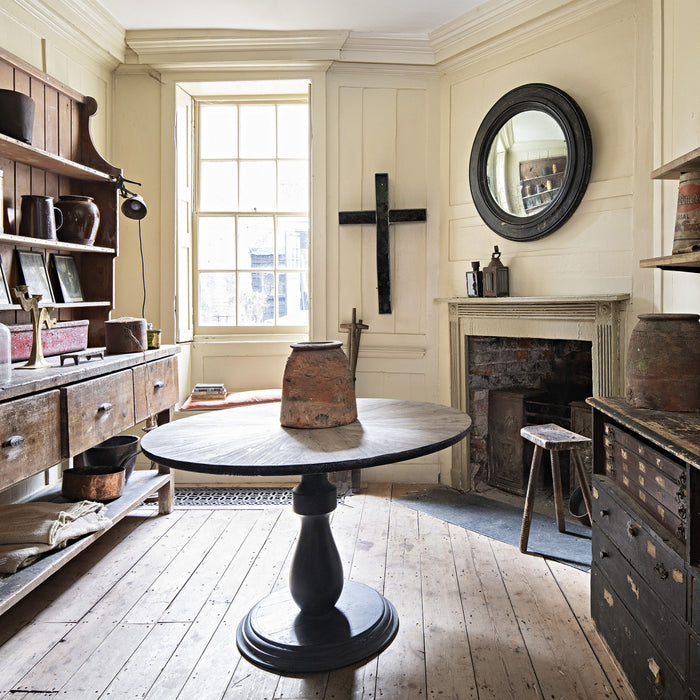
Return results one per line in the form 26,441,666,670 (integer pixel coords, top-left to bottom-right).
2,435,25,448
97,402,113,413
599,509,609,518
153,380,166,390
654,562,669,580
626,521,638,538
599,550,608,559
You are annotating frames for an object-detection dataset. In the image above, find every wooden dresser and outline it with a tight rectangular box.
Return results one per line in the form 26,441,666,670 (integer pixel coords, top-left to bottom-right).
0,346,179,615
588,397,700,699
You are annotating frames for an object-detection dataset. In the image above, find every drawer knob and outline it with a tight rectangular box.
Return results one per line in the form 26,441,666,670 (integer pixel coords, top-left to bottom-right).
153,380,165,390
97,402,113,413
626,521,638,538
2,435,25,448
654,562,669,580
599,550,608,559
599,509,609,518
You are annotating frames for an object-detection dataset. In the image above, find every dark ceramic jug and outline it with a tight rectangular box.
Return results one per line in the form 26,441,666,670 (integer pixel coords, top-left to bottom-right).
19,194,63,240
56,195,100,245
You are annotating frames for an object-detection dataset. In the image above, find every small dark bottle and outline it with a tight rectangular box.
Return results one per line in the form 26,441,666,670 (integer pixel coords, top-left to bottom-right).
466,261,483,297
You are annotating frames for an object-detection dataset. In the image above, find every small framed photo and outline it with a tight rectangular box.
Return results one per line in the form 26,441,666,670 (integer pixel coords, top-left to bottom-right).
51,253,84,303
0,261,10,305
16,250,54,302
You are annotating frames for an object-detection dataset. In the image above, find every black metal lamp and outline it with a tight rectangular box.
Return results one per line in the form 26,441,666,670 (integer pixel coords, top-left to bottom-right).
483,245,510,297
115,175,148,317
466,261,483,297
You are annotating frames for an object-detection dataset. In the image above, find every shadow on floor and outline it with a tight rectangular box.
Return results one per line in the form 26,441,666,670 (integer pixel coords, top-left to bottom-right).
395,487,592,570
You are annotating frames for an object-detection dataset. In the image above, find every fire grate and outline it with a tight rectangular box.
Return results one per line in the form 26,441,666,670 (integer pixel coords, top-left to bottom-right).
173,487,293,507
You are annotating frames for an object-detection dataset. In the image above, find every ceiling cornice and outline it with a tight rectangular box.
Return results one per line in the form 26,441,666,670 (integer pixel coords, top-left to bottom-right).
19,0,126,66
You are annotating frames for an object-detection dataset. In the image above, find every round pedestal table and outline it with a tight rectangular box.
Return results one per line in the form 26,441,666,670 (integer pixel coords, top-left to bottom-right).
141,398,471,674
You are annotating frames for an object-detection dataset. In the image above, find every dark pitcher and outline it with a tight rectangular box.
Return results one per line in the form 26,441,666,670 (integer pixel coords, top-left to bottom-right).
19,194,63,240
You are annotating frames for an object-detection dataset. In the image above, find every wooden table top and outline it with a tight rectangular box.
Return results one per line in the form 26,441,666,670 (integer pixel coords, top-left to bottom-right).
141,398,471,477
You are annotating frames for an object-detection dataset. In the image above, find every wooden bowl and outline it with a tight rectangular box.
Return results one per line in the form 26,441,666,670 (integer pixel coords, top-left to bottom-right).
61,466,125,502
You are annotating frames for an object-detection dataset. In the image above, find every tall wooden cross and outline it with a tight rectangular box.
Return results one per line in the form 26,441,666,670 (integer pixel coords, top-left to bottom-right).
339,173,426,314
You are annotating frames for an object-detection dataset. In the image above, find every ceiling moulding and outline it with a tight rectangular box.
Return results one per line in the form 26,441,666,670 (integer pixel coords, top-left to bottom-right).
21,0,126,66
124,61,335,75
430,0,623,69
125,29,349,64
124,28,436,68
339,33,435,65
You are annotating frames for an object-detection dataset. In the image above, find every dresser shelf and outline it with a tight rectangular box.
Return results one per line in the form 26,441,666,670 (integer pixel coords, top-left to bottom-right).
640,250,700,272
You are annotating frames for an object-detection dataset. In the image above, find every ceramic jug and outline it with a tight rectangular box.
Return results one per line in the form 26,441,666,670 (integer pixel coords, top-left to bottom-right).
19,194,63,240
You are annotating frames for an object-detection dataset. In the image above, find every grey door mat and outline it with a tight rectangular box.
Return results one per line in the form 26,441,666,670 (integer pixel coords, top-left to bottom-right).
396,487,591,569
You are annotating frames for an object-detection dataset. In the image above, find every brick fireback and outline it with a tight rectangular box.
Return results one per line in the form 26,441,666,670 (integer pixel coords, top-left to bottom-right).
468,336,592,489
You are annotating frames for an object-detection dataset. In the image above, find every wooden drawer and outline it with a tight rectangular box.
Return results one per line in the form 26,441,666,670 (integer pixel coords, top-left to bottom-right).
62,370,135,456
692,572,700,635
592,476,686,620
593,527,687,675
603,422,686,541
0,391,62,491
133,356,179,422
592,566,686,700
690,631,700,700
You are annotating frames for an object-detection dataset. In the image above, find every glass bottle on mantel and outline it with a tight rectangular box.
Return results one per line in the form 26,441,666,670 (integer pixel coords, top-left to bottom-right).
0,322,11,386
466,261,483,297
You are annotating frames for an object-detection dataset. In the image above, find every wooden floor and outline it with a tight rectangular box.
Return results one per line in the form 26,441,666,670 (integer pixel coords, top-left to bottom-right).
0,483,634,699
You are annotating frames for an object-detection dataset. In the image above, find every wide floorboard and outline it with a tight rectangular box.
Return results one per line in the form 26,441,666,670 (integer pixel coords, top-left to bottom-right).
0,484,633,699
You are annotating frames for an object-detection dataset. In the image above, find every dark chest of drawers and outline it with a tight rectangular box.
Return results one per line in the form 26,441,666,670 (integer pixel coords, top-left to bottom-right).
588,397,700,700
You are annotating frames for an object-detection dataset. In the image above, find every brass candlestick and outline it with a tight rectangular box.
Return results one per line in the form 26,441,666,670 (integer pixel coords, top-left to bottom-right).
13,286,56,369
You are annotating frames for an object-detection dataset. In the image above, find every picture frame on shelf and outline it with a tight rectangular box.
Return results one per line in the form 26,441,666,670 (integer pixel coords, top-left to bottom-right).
51,253,84,303
0,260,10,305
16,250,54,303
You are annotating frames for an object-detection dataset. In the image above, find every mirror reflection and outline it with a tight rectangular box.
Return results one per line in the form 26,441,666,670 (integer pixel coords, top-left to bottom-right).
486,110,567,218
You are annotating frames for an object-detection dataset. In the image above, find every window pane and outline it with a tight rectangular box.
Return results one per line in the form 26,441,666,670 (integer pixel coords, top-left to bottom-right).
239,161,276,211
200,161,237,211
198,272,236,325
237,217,274,268
278,104,308,158
278,160,308,211
238,271,275,325
198,217,236,269
240,104,275,158
277,217,308,268
200,104,237,159
277,271,309,326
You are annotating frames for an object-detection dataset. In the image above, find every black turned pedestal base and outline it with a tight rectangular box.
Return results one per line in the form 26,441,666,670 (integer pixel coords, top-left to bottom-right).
236,580,399,674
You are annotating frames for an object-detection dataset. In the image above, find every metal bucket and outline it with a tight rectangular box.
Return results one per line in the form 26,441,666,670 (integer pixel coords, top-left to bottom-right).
673,171,700,253
82,435,141,482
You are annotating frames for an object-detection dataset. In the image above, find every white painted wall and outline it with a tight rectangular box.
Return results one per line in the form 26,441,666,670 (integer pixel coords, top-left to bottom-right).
2,0,698,492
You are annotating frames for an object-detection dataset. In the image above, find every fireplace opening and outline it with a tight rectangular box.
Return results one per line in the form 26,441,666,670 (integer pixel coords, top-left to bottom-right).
468,336,593,496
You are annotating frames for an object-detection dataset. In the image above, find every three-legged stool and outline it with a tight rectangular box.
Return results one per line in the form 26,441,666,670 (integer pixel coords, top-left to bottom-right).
519,423,592,554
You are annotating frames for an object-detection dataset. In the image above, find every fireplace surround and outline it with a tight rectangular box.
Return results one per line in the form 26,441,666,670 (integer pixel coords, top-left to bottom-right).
443,295,629,490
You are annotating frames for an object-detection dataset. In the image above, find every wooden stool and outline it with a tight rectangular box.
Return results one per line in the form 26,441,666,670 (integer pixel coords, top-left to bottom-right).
519,423,593,554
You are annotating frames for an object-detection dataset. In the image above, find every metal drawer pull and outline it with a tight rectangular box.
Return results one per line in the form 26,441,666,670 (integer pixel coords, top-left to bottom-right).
626,521,638,538
2,435,25,448
599,550,608,559
654,562,669,580
97,402,113,413
599,509,609,518
153,380,165,390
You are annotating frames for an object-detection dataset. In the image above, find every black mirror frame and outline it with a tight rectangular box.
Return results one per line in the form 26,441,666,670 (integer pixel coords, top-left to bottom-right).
469,83,592,242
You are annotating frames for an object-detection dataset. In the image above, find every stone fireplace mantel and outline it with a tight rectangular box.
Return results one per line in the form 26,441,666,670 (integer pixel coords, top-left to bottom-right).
440,294,630,489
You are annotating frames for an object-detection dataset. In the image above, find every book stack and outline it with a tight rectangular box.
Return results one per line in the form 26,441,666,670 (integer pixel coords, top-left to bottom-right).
190,382,227,401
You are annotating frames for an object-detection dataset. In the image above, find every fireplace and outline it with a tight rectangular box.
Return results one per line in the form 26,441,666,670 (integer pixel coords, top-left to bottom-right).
444,295,629,490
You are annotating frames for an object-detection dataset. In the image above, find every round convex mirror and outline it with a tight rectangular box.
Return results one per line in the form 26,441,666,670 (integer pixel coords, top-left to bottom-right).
469,84,592,241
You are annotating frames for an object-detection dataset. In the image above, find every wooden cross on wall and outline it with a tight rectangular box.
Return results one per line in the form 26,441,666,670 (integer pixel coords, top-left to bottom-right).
339,173,426,314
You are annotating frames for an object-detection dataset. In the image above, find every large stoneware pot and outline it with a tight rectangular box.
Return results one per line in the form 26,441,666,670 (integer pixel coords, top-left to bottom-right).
625,313,700,412
0,89,35,144
280,340,357,428
55,195,100,245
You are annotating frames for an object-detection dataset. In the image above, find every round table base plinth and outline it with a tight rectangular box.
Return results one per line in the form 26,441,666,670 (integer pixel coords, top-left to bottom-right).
236,581,399,674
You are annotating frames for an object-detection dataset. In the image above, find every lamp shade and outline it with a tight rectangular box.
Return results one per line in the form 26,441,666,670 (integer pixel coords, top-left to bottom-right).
121,195,147,220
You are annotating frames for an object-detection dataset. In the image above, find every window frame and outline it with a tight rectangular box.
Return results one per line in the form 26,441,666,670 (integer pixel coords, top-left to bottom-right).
192,92,310,336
